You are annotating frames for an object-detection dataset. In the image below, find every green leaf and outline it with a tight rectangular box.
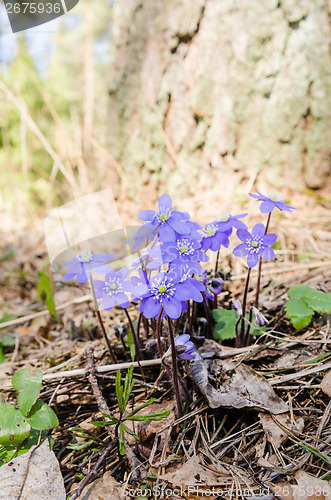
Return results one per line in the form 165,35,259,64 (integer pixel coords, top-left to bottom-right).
122,365,135,412
120,421,138,440
287,285,331,323
36,270,58,321
67,440,95,451
0,402,31,446
212,309,237,340
129,410,170,422
26,400,59,430
12,368,43,416
0,314,18,329
119,424,126,455
0,336,16,347
285,298,314,330
127,328,136,362
124,398,155,420
115,369,123,414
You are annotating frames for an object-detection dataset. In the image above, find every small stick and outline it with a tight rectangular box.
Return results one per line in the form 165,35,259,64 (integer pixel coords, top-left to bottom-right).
85,346,113,419
68,436,119,500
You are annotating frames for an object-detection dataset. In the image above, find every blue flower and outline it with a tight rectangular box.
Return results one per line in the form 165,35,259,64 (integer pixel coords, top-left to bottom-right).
138,270,203,320
147,237,209,275
232,223,277,268
139,194,191,242
174,334,195,360
93,267,132,310
63,249,113,283
249,191,296,213
215,212,248,232
200,271,224,302
200,224,232,252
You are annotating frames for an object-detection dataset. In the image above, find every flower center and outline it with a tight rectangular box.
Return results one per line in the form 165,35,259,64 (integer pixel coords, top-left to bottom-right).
158,284,167,294
202,224,217,238
268,191,284,202
247,236,263,253
158,208,171,222
104,279,122,295
218,211,230,223
77,249,92,263
180,245,188,254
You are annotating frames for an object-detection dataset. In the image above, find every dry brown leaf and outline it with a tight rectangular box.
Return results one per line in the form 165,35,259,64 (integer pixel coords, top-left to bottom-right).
0,439,65,499
276,471,331,500
321,370,331,397
189,350,288,414
79,471,122,500
160,455,228,499
294,470,331,500
259,413,304,447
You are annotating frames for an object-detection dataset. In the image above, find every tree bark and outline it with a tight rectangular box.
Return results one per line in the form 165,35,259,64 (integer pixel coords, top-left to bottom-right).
107,0,331,201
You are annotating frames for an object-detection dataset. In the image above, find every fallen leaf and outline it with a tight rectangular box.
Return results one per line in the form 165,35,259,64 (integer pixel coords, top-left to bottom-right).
277,471,331,500
321,370,331,397
259,413,304,447
294,470,331,500
189,350,288,414
160,455,228,499
0,439,66,499
79,471,122,500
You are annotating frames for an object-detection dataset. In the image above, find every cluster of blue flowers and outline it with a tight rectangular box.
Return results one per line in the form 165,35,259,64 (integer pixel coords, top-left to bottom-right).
63,190,295,358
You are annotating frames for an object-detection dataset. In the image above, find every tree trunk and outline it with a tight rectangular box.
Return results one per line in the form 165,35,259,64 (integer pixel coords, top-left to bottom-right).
107,0,331,202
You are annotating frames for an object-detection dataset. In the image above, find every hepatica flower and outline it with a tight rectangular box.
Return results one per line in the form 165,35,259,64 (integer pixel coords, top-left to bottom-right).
93,267,131,310
200,270,224,302
233,223,277,268
139,193,190,242
216,212,248,232
147,237,208,274
63,249,113,283
138,270,203,320
249,191,296,213
200,224,232,252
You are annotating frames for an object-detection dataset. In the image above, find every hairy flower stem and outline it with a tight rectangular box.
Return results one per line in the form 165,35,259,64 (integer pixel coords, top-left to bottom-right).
89,276,117,363
156,309,164,358
167,317,184,417
214,249,220,309
203,300,213,339
124,308,146,382
240,268,251,346
254,213,271,309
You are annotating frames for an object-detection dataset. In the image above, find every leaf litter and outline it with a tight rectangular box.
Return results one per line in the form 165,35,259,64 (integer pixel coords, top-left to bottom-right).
0,197,331,500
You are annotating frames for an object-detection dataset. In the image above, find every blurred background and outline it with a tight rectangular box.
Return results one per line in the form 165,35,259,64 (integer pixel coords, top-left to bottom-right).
0,0,330,235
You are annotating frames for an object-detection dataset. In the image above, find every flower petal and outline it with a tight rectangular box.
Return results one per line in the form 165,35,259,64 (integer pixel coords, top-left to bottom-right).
158,193,172,211
143,297,161,318
115,292,130,308
262,233,277,245
175,334,190,345
259,247,275,261
163,298,182,319
236,229,251,243
139,209,156,222
259,200,275,213
252,223,265,237
246,253,259,268
103,294,115,310
232,243,248,257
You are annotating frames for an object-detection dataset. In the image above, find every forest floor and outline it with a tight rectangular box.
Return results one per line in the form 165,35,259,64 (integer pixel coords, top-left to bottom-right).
0,190,331,500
